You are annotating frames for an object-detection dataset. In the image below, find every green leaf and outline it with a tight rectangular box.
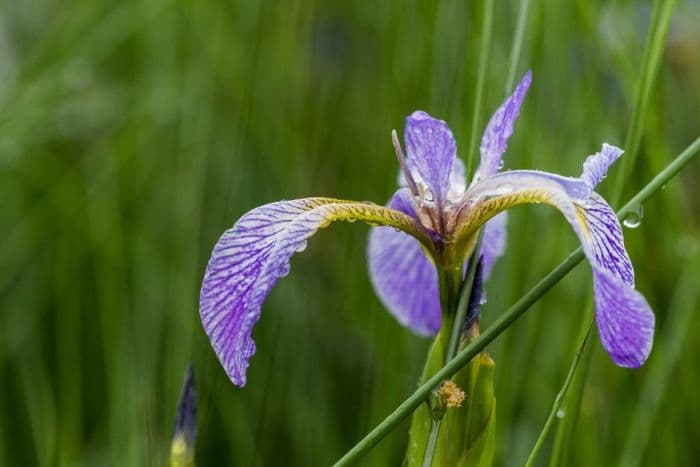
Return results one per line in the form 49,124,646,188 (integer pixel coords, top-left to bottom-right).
405,332,496,467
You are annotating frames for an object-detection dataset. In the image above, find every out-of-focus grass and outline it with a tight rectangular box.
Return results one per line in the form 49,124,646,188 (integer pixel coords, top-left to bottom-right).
0,1,699,466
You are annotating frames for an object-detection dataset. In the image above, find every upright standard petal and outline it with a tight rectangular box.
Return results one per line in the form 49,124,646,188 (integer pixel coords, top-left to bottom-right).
580,143,624,189
404,111,457,205
474,71,532,182
367,190,440,336
459,168,654,367
200,198,427,386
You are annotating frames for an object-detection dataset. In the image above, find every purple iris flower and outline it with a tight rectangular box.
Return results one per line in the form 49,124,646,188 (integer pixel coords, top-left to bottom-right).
200,71,654,387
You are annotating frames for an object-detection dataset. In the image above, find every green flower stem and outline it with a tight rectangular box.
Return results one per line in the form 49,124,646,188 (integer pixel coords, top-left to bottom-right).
447,233,484,361
332,137,700,467
421,420,442,467
420,264,461,466
524,318,594,467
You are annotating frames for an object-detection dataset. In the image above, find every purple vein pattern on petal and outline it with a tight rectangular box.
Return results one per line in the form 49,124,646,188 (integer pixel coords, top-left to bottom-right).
404,111,456,204
580,143,624,189
576,194,653,366
475,70,532,181
466,169,654,367
367,189,440,336
200,198,421,386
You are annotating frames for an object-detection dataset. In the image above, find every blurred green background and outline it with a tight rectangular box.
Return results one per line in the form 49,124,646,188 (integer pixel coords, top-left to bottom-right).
1,0,699,465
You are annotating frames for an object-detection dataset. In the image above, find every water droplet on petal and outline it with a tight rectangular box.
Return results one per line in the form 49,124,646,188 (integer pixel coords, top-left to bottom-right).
622,205,644,229
497,160,505,170
424,190,435,202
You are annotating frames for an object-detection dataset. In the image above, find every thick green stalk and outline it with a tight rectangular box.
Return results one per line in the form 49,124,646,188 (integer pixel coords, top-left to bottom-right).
420,235,484,467
447,233,484,363
332,137,700,467
419,267,461,466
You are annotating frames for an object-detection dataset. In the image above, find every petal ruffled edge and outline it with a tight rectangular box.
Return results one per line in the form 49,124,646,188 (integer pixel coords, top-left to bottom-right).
200,198,427,386
580,144,624,189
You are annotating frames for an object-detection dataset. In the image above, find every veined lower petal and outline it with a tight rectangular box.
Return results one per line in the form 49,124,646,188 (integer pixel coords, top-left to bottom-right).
367,214,505,337
368,226,441,336
367,189,440,336
458,169,654,367
200,198,428,386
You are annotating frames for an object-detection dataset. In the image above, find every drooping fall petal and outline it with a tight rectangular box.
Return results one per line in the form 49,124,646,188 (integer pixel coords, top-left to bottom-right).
200,198,427,386
459,153,654,367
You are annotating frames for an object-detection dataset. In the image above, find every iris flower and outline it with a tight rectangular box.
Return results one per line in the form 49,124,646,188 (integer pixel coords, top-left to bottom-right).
200,72,654,387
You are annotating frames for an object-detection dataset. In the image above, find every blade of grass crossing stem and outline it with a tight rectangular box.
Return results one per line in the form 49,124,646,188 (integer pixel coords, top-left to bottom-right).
332,138,700,466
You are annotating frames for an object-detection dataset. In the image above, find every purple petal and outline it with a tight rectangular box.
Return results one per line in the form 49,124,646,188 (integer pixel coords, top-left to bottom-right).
474,71,532,182
464,169,654,367
576,193,634,285
200,198,422,386
367,190,440,335
580,144,624,189
592,265,654,367
404,111,457,204
576,193,653,366
367,225,441,336
388,188,418,218
481,212,507,279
